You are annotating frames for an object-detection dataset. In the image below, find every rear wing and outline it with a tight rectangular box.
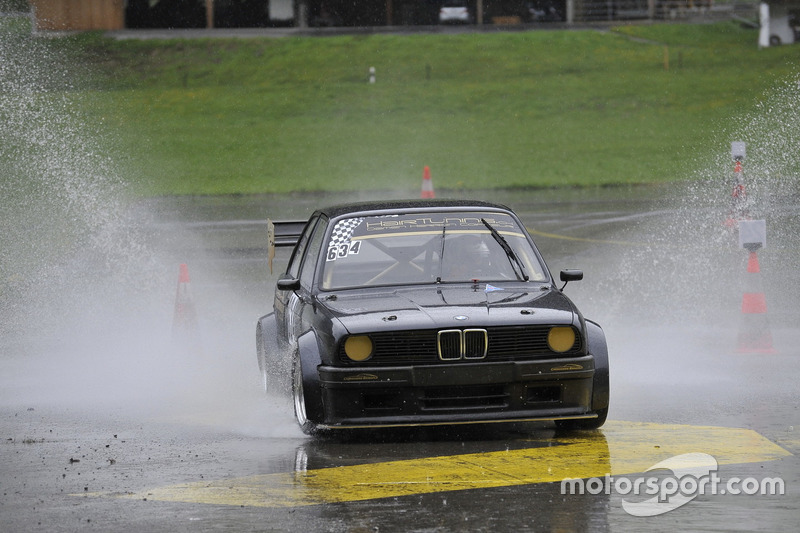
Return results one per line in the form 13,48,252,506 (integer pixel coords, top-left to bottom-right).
267,219,307,274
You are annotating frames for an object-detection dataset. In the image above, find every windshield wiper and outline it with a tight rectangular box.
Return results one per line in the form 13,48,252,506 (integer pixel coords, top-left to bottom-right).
481,218,529,282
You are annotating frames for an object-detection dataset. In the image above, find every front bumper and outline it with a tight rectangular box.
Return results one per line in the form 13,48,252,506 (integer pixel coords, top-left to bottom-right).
316,355,596,429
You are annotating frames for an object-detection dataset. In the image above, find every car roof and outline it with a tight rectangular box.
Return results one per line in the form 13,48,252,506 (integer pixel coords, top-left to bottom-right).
316,199,514,219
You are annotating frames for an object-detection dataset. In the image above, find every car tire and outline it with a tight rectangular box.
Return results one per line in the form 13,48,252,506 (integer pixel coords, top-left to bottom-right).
292,351,319,435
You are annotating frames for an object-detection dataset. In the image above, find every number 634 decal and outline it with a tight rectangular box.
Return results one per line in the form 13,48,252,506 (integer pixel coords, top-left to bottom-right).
326,240,361,261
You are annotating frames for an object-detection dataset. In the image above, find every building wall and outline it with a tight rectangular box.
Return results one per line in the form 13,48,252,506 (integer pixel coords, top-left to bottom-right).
29,0,125,30
27,0,760,30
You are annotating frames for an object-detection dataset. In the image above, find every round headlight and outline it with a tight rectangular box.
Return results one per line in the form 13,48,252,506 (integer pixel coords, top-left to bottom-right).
547,327,576,353
344,336,373,362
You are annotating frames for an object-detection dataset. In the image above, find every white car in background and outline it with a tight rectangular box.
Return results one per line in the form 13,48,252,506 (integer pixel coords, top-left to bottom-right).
439,1,471,24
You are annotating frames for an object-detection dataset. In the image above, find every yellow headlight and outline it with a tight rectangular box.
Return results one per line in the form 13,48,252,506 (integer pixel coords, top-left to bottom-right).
547,327,576,353
344,336,373,362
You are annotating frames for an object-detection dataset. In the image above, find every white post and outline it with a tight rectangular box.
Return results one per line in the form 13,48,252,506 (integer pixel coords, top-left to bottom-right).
758,3,770,48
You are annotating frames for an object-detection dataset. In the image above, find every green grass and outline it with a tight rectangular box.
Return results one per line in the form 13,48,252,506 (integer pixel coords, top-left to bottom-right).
17,21,800,195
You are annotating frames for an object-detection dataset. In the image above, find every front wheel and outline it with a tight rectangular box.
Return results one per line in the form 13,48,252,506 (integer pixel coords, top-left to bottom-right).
292,353,319,435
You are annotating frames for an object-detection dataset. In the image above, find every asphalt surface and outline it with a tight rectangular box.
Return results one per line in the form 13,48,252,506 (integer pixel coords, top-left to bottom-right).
2,186,799,532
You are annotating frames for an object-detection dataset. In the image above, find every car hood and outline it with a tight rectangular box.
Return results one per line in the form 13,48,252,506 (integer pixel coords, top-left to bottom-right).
319,284,577,334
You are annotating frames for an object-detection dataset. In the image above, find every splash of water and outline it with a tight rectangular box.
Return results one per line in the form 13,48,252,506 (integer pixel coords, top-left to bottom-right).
0,20,288,435
591,73,800,334
0,19,189,413
1,20,151,337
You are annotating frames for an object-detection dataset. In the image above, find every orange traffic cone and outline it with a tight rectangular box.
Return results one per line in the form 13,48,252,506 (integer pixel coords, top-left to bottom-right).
421,166,435,199
736,250,776,353
172,263,198,338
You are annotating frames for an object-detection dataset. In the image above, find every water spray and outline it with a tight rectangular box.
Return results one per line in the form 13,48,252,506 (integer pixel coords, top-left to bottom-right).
726,141,750,225
725,142,775,353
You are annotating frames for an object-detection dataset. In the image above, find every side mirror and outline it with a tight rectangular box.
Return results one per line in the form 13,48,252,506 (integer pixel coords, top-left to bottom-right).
276,277,301,291
559,269,583,291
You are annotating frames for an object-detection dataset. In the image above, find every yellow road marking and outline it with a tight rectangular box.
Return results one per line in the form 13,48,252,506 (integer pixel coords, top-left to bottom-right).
527,227,647,246
526,227,800,254
89,421,791,508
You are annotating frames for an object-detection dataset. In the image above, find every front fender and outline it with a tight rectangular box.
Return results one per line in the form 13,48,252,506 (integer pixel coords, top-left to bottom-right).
256,313,276,372
585,319,610,412
257,313,293,396
296,329,325,424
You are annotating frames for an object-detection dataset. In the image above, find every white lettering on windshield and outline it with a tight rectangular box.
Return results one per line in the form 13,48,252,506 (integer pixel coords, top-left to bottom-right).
364,217,515,231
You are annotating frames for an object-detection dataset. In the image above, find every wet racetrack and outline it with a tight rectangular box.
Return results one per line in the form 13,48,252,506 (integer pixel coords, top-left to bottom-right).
2,186,799,532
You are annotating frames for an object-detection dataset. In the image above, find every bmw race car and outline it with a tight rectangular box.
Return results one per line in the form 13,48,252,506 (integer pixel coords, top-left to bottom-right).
256,200,609,434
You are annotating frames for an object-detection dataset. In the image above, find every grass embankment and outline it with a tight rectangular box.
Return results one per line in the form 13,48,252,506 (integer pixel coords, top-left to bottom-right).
67,23,797,195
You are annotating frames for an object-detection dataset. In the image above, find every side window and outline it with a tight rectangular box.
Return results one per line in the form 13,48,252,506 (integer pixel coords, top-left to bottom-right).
299,217,327,290
286,217,319,279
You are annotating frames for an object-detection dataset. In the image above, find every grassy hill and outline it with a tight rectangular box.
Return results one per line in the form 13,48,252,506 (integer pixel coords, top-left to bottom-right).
18,21,800,195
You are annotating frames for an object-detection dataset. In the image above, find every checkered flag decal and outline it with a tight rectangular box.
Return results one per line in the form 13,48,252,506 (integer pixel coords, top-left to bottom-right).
329,217,364,248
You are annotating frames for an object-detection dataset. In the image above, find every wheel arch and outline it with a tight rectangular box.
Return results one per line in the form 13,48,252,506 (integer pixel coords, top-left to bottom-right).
256,313,277,374
585,319,609,412
296,329,325,424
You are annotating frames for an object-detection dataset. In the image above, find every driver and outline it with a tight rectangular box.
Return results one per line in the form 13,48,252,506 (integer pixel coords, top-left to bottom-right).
442,234,492,281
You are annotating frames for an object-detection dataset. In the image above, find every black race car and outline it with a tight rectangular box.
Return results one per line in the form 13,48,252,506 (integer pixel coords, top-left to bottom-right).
257,200,609,434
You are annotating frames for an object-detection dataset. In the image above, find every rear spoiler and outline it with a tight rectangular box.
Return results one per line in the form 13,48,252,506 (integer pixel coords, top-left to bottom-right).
267,219,307,274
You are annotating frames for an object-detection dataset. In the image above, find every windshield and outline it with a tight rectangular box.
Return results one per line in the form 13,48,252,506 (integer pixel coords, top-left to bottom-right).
320,211,547,290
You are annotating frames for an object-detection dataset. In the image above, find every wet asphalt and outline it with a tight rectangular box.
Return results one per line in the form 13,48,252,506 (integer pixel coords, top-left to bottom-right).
1,186,799,532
